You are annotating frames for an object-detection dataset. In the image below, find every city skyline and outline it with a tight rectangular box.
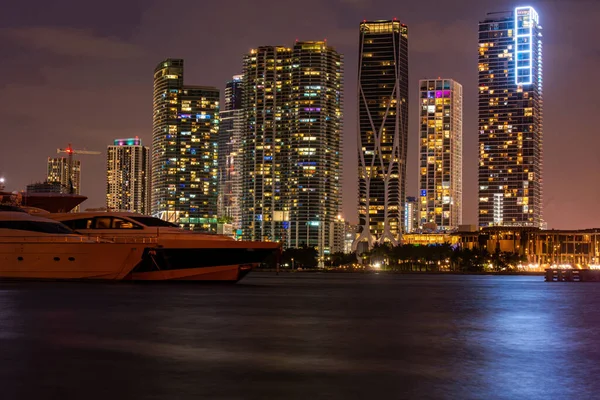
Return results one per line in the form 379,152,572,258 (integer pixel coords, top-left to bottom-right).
0,0,598,229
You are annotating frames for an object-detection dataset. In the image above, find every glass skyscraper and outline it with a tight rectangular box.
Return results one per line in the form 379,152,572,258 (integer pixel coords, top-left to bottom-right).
241,42,343,258
353,20,409,251
478,7,543,228
217,75,243,231
106,137,150,214
152,59,220,231
419,79,463,232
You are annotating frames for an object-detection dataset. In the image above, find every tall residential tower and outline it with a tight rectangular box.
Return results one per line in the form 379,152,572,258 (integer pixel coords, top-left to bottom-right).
217,75,243,231
106,137,150,214
241,41,343,258
419,79,463,232
353,20,409,251
152,59,220,231
478,7,543,227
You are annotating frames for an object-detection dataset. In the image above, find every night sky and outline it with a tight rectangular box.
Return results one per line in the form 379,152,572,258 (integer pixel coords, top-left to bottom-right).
1,0,598,229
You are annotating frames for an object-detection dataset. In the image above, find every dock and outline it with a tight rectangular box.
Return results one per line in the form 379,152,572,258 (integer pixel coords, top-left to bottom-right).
545,269,600,282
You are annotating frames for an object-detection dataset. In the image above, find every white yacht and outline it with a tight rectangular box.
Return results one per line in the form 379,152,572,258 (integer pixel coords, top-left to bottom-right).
0,206,144,280
47,212,280,282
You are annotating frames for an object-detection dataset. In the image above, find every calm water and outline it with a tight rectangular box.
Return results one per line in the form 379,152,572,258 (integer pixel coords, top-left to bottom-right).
1,273,599,399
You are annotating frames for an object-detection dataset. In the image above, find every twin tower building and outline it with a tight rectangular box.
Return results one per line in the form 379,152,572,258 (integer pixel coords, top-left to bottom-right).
149,7,543,254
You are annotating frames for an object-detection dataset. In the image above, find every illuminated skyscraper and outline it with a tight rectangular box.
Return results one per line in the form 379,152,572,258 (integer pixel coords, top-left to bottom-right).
106,137,149,214
419,79,463,232
404,196,418,233
217,75,243,231
47,157,81,211
241,42,343,258
152,59,219,231
478,7,543,228
353,20,409,251
47,157,80,195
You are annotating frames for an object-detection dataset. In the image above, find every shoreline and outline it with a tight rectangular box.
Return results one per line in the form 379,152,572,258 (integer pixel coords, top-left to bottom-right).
254,269,545,276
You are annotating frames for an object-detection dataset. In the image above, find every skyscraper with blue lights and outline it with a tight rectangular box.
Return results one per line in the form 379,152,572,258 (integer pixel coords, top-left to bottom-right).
152,59,219,231
478,7,543,228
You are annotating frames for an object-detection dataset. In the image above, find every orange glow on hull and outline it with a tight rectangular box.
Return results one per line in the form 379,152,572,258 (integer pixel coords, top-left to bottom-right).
127,264,256,282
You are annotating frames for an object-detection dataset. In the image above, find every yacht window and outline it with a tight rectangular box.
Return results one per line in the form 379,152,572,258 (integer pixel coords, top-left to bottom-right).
129,217,178,227
61,218,93,230
91,217,142,229
94,217,112,229
0,221,74,234
111,218,142,229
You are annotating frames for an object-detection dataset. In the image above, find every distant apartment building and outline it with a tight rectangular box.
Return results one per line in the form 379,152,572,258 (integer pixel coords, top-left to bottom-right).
478,7,543,228
106,137,150,214
152,59,219,231
241,41,343,259
418,79,463,232
404,196,419,233
332,216,347,254
47,157,80,195
344,222,358,254
353,19,409,252
26,181,65,194
47,157,81,212
217,75,243,231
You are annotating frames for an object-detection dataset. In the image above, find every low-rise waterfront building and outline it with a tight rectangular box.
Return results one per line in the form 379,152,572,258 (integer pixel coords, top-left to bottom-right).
456,227,600,268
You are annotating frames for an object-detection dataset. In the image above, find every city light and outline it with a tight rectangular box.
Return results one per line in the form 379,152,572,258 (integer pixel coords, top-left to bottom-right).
514,6,539,85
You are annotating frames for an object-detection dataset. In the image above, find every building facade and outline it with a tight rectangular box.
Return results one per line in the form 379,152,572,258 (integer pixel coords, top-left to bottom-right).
458,227,600,269
106,137,150,214
47,157,81,212
354,20,409,252
217,75,243,231
26,181,64,194
241,42,343,259
47,157,81,195
419,79,463,232
478,7,543,228
152,59,219,231
404,196,419,233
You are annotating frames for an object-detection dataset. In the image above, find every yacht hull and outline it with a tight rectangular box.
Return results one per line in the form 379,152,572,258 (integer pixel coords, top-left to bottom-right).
0,242,144,280
125,243,279,283
127,264,254,281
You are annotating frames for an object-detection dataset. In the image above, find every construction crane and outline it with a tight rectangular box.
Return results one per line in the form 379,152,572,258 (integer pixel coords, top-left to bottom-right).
57,143,101,194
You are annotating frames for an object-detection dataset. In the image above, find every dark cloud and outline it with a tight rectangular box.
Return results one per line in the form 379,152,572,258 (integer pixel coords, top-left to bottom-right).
0,0,598,229
4,27,144,59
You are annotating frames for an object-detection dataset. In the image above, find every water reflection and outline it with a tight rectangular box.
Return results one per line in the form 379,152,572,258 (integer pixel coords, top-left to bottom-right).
0,275,599,399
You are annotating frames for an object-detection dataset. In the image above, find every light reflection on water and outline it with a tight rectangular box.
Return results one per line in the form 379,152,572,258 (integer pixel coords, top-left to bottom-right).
1,274,599,399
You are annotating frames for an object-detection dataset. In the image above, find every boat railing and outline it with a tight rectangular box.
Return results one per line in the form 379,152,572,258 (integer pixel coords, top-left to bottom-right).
85,236,159,244
0,235,158,244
